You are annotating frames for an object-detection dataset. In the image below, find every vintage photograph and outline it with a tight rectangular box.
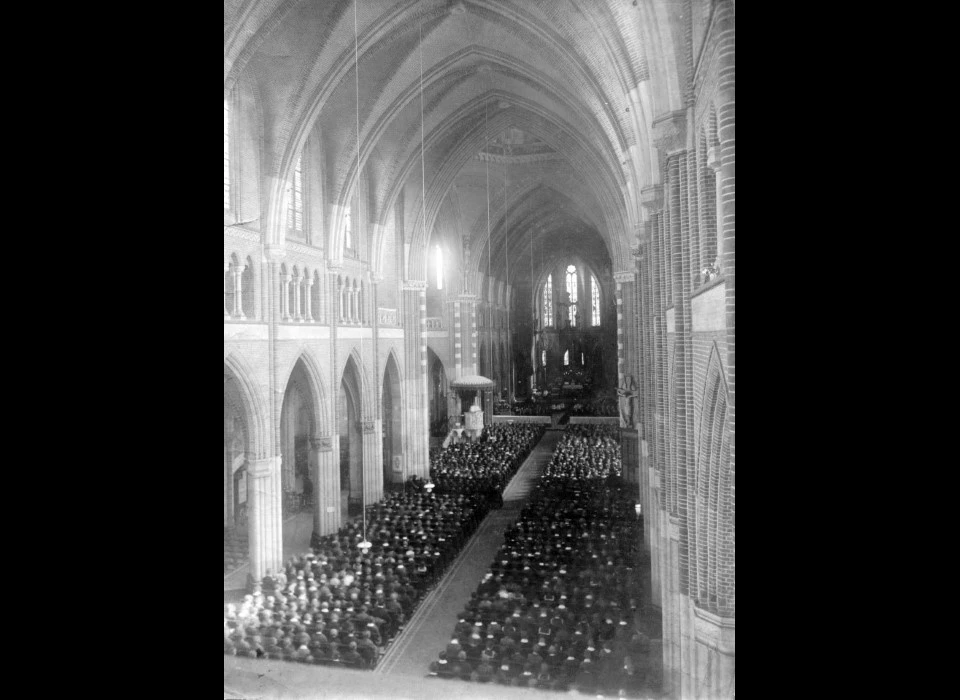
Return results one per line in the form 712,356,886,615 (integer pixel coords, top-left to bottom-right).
224,2,734,698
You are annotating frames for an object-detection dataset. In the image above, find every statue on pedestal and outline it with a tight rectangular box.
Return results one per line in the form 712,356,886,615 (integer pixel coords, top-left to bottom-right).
618,375,638,427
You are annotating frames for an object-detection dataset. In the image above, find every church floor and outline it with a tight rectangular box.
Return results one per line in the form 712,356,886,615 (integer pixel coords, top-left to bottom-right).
224,430,664,698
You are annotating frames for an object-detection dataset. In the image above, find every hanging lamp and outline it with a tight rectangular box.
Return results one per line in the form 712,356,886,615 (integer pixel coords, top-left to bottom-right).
418,1,436,498
353,0,372,555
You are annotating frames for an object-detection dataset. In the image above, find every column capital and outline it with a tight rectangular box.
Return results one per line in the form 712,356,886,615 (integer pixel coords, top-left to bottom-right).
402,280,428,292
708,146,722,173
264,245,286,263
641,185,664,212
248,456,280,478
614,271,637,286
362,420,378,434
652,111,688,155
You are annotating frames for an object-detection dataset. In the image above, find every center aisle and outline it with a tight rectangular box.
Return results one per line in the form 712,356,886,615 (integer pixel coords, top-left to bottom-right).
376,429,564,678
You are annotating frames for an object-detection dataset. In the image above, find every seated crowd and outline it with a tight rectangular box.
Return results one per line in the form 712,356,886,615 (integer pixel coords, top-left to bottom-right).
544,426,623,482
429,427,651,696
430,425,546,505
225,424,547,671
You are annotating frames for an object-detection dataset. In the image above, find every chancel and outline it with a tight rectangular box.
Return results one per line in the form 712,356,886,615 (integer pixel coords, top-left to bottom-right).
225,2,734,698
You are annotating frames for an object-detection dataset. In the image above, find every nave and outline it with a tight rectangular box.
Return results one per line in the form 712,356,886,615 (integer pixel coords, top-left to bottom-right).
225,424,661,698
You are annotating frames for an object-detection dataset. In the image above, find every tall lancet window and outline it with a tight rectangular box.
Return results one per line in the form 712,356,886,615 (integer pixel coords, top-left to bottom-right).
592,275,602,327
344,206,354,256
543,275,554,327
566,265,579,327
224,100,231,210
564,350,570,367
287,156,304,235
436,245,444,290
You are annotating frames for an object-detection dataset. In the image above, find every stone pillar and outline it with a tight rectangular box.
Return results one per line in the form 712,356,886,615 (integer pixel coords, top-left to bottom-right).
224,262,231,320
615,272,638,429
232,263,246,321
310,437,339,538
709,147,724,270
247,456,283,581
362,419,384,509
293,272,304,322
280,274,292,322
402,281,430,479
304,276,314,323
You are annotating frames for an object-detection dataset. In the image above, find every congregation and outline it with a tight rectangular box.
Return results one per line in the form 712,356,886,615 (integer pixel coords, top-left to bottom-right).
224,424,546,671
430,424,546,504
428,426,651,696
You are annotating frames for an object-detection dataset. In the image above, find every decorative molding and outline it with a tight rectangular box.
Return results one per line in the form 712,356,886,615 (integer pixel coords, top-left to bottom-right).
224,226,262,244
377,308,399,327
402,280,428,292
614,272,637,285
362,421,377,434
478,152,564,165
425,317,445,332
286,242,326,259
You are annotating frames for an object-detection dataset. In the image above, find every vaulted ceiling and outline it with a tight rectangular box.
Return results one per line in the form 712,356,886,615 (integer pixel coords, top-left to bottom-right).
224,0,688,287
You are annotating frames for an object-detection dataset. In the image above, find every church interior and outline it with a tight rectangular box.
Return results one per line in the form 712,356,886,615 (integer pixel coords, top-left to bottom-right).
224,1,734,697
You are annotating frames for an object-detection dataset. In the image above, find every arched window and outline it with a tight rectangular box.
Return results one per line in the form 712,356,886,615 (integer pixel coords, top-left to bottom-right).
344,206,354,257
287,156,304,236
542,350,547,367
543,275,554,327
592,275,601,327
566,265,579,327
224,99,232,210
564,350,570,367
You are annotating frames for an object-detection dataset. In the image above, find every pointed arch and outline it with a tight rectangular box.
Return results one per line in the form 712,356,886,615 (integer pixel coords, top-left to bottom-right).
338,347,373,419
281,350,331,437
695,342,731,614
223,354,268,459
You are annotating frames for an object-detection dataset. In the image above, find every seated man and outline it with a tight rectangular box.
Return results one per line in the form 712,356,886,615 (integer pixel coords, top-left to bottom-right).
474,659,495,684
429,651,449,677
340,641,363,666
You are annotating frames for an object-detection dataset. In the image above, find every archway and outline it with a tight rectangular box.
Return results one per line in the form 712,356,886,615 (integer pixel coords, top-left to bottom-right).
428,348,448,437
224,365,250,574
279,359,317,528
382,354,403,490
339,356,364,520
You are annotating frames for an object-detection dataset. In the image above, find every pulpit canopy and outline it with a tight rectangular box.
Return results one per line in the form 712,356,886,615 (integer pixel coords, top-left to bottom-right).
451,375,495,390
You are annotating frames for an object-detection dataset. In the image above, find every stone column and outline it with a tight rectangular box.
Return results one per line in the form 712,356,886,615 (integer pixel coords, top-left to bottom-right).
280,274,292,322
224,262,231,320
293,272,304,322
232,263,246,320
709,147,724,271
311,437,339,538
402,281,430,479
362,419,383,509
247,456,283,581
303,276,314,323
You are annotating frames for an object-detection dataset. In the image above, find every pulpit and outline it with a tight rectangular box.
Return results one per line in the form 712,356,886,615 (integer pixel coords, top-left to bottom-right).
450,375,496,439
